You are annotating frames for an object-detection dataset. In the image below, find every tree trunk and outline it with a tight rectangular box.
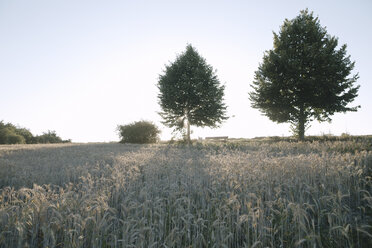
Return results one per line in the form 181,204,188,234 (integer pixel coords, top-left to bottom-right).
186,118,191,144
298,119,305,141
298,107,305,141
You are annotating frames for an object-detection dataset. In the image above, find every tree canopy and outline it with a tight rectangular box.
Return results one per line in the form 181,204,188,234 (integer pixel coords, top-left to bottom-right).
0,121,71,144
117,121,160,144
249,9,360,140
158,44,228,142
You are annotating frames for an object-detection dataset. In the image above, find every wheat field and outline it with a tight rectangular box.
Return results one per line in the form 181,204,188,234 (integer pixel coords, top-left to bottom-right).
0,140,371,247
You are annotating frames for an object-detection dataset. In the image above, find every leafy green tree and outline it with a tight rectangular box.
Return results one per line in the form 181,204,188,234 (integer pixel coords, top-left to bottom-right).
117,121,160,144
15,127,34,144
0,121,26,144
0,128,25,144
35,130,68,144
158,44,228,142
249,10,360,140
0,121,70,144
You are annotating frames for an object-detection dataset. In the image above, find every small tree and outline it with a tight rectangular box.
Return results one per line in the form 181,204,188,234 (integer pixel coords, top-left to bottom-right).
0,121,70,144
0,128,25,144
158,44,228,142
249,10,360,141
117,121,160,144
0,121,26,144
15,127,34,144
35,130,69,144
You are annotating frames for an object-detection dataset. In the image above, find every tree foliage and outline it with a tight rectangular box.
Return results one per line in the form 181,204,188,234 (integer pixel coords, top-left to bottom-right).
0,121,26,144
158,44,228,142
0,121,70,144
249,10,360,140
117,121,160,144
35,130,70,144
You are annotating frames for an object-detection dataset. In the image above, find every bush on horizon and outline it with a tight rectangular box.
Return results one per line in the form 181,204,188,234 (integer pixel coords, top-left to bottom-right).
34,130,71,144
117,120,160,144
0,120,71,144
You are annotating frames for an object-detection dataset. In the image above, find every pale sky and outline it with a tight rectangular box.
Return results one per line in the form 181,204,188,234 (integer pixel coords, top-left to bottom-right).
1,0,371,142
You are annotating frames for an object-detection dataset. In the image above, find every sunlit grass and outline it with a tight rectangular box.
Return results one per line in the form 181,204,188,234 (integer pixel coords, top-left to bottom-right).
0,140,371,247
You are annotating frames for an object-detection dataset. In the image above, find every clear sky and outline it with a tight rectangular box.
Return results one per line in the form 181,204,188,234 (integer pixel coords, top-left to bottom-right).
1,0,371,142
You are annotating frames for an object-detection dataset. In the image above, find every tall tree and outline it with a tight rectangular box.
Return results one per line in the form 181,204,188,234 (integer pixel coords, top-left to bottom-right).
158,44,228,142
249,9,360,140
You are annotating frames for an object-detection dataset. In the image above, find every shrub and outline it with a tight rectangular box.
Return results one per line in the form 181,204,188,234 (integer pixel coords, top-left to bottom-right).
15,127,34,144
6,132,26,144
0,128,25,144
117,121,160,144
0,121,71,144
35,130,69,144
0,121,26,144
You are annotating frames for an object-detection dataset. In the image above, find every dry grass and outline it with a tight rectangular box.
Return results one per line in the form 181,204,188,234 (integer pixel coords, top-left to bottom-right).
0,141,371,247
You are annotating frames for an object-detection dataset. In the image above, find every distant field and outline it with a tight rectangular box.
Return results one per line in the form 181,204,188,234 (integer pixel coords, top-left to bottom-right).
0,140,371,247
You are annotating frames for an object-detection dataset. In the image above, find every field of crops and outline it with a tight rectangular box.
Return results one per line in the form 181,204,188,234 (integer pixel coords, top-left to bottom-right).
0,140,371,247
